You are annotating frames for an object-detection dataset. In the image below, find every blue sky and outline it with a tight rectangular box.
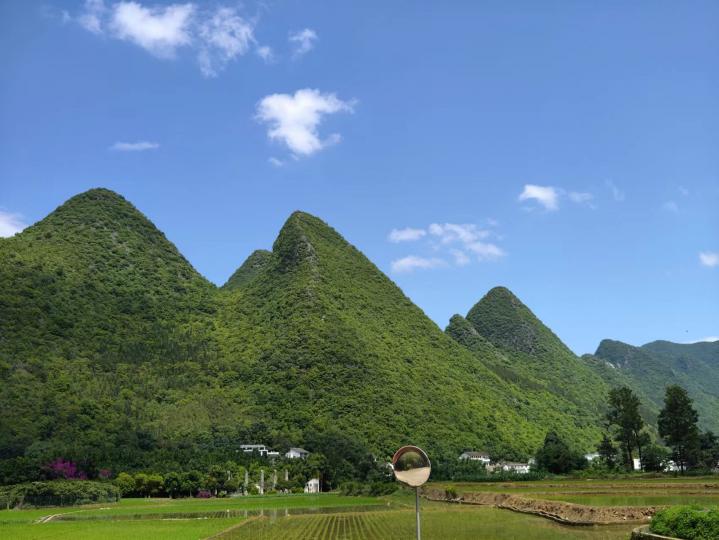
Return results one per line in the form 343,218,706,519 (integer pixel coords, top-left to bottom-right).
1,1,717,354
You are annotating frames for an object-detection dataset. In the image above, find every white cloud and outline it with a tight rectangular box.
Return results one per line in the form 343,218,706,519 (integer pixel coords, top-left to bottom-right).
268,157,284,167
197,7,254,77
391,255,446,273
78,0,106,34
568,191,593,204
605,180,625,202
428,223,490,244
697,336,719,342
679,185,689,196
256,45,274,63
466,241,505,261
699,251,719,268
389,221,505,271
74,2,259,76
388,227,426,243
0,211,27,237
289,28,317,57
256,89,354,156
110,141,159,151
110,2,195,59
662,201,679,213
451,249,470,266
518,184,559,211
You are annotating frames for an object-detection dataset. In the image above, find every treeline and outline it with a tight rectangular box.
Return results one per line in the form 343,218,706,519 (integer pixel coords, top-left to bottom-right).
600,385,719,472
535,384,719,475
1,480,120,509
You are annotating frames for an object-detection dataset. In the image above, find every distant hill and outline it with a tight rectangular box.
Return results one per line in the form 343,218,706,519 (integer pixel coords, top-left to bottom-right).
588,339,719,432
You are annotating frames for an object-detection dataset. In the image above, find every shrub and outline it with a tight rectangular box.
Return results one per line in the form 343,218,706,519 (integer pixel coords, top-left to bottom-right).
445,486,458,500
651,505,719,540
0,480,120,509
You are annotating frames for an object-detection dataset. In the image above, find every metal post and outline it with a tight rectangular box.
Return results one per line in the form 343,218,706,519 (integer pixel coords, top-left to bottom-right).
415,487,421,540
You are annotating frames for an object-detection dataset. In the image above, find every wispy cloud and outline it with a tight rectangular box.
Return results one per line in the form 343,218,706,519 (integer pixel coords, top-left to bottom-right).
256,45,274,63
0,210,27,238
256,89,355,157
289,28,317,57
699,251,719,268
391,255,446,274
605,180,625,202
568,191,593,204
268,157,284,167
72,1,266,77
662,201,679,213
388,221,505,273
518,184,559,211
388,227,426,243
110,141,159,151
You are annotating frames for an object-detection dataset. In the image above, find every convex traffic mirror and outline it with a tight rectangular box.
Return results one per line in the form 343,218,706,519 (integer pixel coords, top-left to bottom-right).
392,445,431,487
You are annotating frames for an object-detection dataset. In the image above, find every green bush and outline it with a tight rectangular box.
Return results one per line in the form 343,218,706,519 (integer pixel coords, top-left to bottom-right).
0,480,120,509
340,481,397,497
651,505,719,540
445,486,458,500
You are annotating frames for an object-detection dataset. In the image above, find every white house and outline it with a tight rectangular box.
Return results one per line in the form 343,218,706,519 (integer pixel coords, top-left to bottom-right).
584,452,599,462
286,447,310,459
304,478,320,493
499,461,531,474
458,451,491,464
241,444,277,457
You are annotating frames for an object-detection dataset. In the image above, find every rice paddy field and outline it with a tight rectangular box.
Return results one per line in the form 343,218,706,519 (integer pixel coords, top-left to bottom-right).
1,476,716,539
437,476,719,507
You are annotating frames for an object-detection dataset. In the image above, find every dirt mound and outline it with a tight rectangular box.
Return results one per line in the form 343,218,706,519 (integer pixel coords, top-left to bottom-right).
421,487,656,525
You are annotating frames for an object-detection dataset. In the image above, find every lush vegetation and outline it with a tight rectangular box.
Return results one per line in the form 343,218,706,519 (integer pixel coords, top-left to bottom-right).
0,480,119,509
651,505,719,540
590,339,719,433
1,188,716,488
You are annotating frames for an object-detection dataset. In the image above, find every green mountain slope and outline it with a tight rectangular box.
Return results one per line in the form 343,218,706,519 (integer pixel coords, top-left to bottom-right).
459,287,611,416
213,212,594,458
590,339,719,432
222,249,272,291
1,190,609,481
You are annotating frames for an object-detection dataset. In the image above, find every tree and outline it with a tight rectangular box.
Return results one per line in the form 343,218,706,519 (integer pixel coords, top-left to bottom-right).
535,431,586,474
114,472,136,496
597,434,618,469
164,472,182,498
606,387,647,470
658,385,700,472
641,444,668,472
697,431,719,471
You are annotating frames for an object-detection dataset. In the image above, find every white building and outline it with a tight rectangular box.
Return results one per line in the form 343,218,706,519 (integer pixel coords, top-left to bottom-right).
240,444,269,456
633,457,641,471
499,461,531,474
458,451,491,464
286,447,310,459
304,478,320,493
584,452,600,462
267,451,280,459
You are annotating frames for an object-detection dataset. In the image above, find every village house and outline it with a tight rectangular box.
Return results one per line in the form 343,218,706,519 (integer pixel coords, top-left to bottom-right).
286,447,310,459
304,478,320,493
240,444,276,457
458,451,491,464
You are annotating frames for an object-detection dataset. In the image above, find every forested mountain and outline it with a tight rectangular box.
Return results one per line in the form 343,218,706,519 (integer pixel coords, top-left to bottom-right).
587,339,719,433
0,189,593,482
1,188,715,484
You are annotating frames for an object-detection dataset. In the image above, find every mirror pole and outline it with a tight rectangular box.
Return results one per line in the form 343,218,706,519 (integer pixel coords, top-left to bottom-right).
415,486,421,540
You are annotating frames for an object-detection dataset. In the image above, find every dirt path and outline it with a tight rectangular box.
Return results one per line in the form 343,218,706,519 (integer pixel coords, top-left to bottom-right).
421,487,656,525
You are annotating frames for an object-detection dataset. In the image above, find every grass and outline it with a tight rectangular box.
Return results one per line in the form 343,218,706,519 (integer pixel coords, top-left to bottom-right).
2,479,717,539
0,518,242,540
217,505,634,540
